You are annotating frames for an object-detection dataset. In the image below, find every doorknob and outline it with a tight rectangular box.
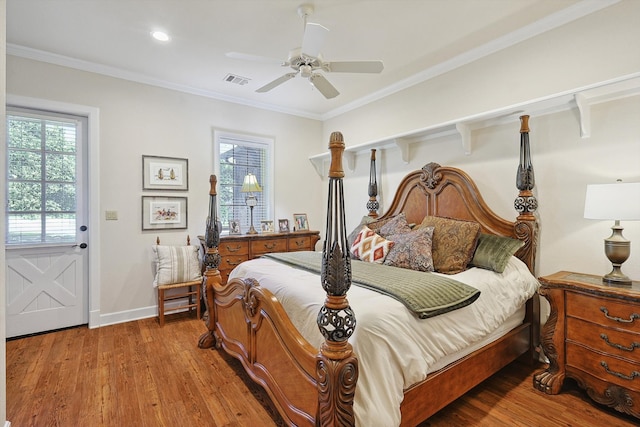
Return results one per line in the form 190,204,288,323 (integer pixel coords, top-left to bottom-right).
73,243,88,249
80,225,88,231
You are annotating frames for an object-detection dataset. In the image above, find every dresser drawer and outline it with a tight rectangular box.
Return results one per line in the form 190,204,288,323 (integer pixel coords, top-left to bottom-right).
251,238,287,257
566,291,640,333
219,241,249,256
289,235,312,251
220,254,249,271
566,342,640,392
566,317,640,360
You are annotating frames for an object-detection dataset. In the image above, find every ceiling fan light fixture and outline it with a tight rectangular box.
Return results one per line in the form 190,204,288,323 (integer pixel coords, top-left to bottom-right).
300,64,312,78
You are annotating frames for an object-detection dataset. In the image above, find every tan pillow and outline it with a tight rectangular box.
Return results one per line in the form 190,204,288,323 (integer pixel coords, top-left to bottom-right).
418,216,481,274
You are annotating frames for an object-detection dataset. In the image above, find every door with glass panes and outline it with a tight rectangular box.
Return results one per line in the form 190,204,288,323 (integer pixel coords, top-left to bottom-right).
5,107,89,338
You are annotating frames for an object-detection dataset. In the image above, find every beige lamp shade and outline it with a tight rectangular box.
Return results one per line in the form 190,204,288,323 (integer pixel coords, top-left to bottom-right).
241,173,262,193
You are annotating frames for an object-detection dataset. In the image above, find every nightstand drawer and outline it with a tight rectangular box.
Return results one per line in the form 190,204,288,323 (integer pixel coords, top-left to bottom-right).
567,343,640,392
567,291,640,333
289,235,312,251
219,241,249,256
567,317,640,360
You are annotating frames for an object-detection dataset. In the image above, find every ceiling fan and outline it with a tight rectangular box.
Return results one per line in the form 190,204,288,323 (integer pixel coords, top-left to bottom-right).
226,3,384,99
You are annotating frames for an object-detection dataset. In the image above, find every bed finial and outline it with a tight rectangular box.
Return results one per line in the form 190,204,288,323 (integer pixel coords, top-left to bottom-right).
515,115,537,220
198,174,222,349
367,149,379,218
317,131,358,426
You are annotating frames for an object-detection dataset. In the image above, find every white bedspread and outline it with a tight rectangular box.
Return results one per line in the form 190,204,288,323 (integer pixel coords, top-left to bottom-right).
229,254,539,426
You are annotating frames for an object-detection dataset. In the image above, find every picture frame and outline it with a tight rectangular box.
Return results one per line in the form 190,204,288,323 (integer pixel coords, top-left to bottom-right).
142,155,188,191
278,218,290,233
260,220,274,234
293,213,309,231
142,196,187,230
228,219,242,235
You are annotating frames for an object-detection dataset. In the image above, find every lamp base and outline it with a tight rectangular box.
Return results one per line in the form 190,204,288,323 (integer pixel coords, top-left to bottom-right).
246,225,258,235
602,270,632,286
602,222,632,286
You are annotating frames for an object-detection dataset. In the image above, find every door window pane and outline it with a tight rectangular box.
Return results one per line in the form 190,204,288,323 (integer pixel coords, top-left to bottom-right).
6,110,80,245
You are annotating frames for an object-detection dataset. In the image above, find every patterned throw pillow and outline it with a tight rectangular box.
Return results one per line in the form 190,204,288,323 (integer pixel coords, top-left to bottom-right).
347,216,376,249
470,233,524,273
350,226,394,264
384,226,435,272
378,212,412,237
152,245,202,287
418,216,481,274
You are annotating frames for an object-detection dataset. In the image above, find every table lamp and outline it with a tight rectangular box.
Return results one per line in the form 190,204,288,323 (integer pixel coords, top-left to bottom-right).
584,180,640,286
241,172,262,234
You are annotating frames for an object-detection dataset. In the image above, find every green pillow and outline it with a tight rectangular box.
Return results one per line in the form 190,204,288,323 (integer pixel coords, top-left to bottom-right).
470,233,524,273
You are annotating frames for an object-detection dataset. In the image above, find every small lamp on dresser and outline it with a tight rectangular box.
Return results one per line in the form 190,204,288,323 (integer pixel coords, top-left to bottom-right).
584,180,640,286
241,172,262,234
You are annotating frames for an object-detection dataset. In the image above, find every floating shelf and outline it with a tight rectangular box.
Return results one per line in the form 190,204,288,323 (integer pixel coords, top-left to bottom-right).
309,74,640,177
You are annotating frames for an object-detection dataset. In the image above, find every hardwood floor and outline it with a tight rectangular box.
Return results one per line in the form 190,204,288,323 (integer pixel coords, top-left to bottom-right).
7,314,639,427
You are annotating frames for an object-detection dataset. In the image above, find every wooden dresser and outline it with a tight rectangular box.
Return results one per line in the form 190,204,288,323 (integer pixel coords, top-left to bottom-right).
534,271,640,419
217,230,320,284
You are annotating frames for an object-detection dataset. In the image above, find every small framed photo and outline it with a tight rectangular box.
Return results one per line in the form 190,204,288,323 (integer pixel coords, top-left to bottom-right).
278,218,290,233
293,213,309,231
142,155,188,191
260,220,274,234
142,196,187,230
228,219,241,235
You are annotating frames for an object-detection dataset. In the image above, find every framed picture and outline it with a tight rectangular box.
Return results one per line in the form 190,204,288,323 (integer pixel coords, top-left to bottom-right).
278,218,290,233
142,196,187,230
228,219,241,235
260,220,274,234
142,155,188,191
293,213,309,231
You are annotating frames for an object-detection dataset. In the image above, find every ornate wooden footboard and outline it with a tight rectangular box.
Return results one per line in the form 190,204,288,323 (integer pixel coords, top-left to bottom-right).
199,116,540,426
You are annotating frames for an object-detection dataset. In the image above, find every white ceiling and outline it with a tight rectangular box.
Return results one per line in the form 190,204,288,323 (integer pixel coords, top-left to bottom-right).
7,0,618,120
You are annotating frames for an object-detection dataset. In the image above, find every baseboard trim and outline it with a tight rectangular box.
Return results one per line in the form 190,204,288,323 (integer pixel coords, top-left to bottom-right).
98,299,197,327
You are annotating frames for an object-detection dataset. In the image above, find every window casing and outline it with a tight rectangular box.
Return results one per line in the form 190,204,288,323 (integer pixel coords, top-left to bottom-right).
213,131,274,234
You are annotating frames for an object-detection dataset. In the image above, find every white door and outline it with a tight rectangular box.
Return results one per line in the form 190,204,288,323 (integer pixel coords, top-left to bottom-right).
5,108,89,338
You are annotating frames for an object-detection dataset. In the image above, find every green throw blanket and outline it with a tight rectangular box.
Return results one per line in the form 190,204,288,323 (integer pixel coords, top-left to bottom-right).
263,251,480,319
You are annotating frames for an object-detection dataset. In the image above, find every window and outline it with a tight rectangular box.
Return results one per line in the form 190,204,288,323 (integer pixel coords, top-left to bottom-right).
6,107,86,245
213,131,273,233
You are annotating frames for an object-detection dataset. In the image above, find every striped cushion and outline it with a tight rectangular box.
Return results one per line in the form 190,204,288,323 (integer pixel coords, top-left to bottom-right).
350,226,394,264
152,245,202,287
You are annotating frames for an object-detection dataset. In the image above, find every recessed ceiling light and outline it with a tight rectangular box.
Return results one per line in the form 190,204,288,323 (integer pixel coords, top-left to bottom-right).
151,31,170,42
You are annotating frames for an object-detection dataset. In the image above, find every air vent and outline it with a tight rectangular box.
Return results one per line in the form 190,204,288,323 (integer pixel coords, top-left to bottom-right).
224,73,251,86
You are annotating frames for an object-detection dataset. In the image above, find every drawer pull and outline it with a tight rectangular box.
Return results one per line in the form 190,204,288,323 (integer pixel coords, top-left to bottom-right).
294,240,305,247
600,307,640,324
600,333,640,352
226,260,243,267
600,361,640,381
263,243,277,250
224,244,243,253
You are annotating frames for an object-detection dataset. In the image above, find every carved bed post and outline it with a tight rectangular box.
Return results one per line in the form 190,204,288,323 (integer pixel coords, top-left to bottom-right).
198,174,222,349
367,149,379,218
514,115,540,363
316,132,359,426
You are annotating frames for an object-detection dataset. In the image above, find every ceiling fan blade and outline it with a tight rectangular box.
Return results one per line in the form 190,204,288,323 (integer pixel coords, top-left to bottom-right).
301,22,329,58
226,51,283,65
256,72,297,93
309,74,339,99
325,61,384,73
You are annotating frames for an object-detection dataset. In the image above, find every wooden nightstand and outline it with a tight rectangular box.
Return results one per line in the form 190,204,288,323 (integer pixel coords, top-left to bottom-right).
217,230,320,284
534,271,640,419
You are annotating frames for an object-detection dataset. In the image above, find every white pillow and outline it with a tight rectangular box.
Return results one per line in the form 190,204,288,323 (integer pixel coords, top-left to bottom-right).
152,245,202,287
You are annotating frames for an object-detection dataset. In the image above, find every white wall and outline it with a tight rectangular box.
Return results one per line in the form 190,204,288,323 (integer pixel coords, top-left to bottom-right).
6,56,324,323
322,0,640,281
